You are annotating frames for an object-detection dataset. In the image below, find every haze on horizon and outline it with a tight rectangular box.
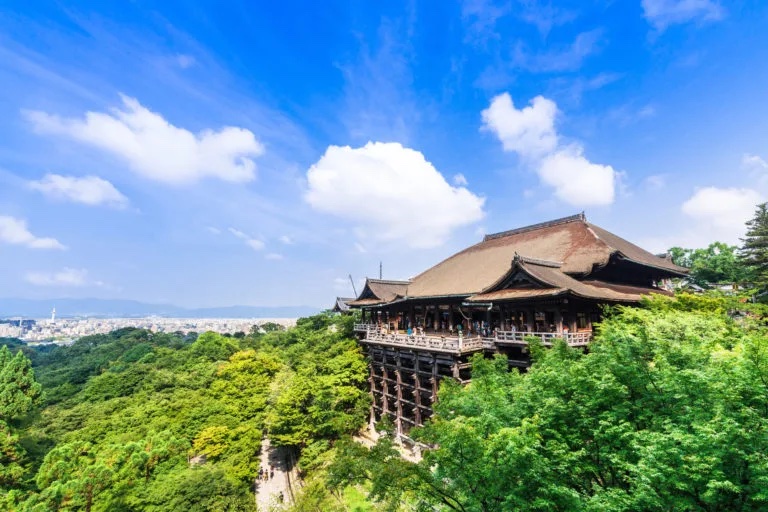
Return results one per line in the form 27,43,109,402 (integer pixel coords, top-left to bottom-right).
0,0,766,309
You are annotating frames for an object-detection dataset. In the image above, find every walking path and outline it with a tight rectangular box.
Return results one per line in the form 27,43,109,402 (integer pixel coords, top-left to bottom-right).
255,437,295,511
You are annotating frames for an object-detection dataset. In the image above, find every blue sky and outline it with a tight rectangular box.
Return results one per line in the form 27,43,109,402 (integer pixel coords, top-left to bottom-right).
1,0,767,308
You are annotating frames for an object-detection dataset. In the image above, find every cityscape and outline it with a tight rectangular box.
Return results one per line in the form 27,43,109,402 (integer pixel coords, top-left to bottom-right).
0,310,296,344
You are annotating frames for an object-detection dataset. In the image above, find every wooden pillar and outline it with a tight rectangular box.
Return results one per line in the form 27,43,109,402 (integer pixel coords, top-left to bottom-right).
408,306,415,329
381,364,389,416
369,360,377,427
414,355,422,426
395,351,403,436
500,305,507,331
555,308,563,333
525,308,535,332
431,354,438,402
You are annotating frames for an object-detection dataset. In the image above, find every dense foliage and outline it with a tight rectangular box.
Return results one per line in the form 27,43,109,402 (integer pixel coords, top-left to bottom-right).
330,294,768,511
0,314,369,511
669,242,750,286
5,292,768,511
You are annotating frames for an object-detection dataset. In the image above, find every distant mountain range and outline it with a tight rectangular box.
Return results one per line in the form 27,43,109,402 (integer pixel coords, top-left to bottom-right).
0,298,320,319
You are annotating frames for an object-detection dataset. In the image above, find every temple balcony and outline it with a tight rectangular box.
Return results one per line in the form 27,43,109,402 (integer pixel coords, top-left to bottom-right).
357,327,591,354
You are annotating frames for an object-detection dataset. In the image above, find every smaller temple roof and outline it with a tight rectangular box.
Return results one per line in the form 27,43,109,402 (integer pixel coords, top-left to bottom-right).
347,278,410,307
331,297,354,313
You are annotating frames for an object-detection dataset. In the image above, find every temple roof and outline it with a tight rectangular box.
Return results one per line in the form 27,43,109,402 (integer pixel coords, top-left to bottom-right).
331,297,354,313
465,256,672,303
347,278,410,307
403,213,686,299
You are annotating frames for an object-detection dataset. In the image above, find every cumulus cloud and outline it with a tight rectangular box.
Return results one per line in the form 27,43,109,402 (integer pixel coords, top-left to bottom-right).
0,216,65,250
28,173,129,208
682,187,762,233
265,253,283,260
538,146,616,205
482,92,617,206
305,142,485,248
228,227,264,251
206,226,221,235
24,95,264,185
279,235,294,245
743,153,768,170
642,0,723,31
481,93,558,158
25,267,90,286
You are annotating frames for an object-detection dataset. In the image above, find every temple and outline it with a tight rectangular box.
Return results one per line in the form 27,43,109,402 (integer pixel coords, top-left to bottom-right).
348,213,687,437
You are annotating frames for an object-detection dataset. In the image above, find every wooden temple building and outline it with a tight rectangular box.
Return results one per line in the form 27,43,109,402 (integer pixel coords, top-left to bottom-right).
348,213,687,437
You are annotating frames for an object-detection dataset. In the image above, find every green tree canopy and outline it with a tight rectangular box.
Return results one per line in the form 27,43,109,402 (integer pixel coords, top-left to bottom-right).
0,345,42,422
335,294,768,511
669,242,750,286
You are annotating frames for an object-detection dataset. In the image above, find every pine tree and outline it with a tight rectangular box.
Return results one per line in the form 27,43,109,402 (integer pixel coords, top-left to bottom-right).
0,345,42,422
741,202,768,292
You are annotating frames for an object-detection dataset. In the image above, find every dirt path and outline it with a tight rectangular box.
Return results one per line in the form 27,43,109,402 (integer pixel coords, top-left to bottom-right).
254,437,295,511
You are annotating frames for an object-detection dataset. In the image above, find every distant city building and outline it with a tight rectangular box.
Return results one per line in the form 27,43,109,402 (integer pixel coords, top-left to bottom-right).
0,316,297,344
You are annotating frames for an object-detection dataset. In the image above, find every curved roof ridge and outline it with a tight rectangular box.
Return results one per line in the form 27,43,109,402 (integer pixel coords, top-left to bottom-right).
366,278,411,285
514,253,563,268
483,212,585,241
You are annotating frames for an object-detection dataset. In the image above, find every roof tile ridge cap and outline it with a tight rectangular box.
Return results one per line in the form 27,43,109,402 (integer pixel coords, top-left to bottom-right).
514,253,563,268
368,278,411,284
483,212,586,241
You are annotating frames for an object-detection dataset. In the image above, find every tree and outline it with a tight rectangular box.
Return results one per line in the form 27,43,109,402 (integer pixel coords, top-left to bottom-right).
335,295,768,511
0,345,42,422
35,442,115,512
669,242,749,286
0,346,42,490
742,202,768,292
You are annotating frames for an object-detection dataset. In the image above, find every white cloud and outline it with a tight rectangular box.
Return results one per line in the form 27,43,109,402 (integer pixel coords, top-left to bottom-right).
642,0,723,31
682,187,762,232
26,267,90,287
538,146,616,206
354,242,368,254
644,174,667,190
453,173,469,186
206,226,221,235
483,92,618,206
228,227,264,251
24,95,264,185
228,227,249,239
279,235,294,245
246,239,265,251
481,93,558,158
265,253,283,260
0,216,66,250
743,153,768,170
28,173,129,208
305,142,485,249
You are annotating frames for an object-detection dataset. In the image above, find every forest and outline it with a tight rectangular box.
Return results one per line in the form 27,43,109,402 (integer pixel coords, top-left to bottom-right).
1,314,370,511
3,204,768,511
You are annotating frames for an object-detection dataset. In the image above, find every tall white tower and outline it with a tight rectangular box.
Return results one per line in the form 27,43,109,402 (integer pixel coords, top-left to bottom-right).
51,307,56,324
